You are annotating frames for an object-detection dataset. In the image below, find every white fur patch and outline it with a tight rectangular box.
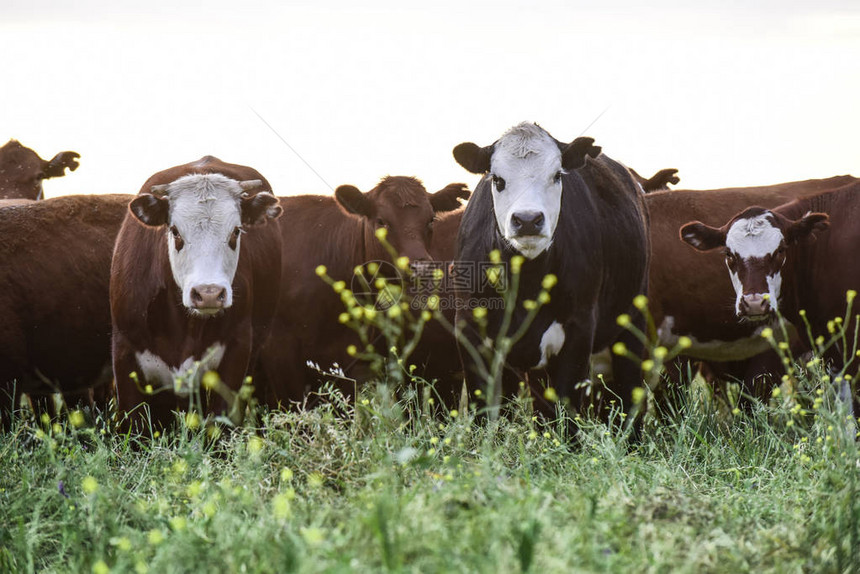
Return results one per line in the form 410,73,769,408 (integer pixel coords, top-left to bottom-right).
164,173,246,312
135,343,225,396
536,321,565,369
726,214,783,259
489,123,563,260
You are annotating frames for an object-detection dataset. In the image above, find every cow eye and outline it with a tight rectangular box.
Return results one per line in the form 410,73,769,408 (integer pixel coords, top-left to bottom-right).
228,226,243,250
492,175,506,192
725,251,736,266
170,226,184,251
553,171,563,183
376,218,388,228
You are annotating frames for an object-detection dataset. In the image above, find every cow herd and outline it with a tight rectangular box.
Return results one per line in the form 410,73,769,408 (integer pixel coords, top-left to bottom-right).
1,124,858,432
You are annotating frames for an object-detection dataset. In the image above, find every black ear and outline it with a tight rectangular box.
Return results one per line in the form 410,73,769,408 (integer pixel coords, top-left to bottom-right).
430,183,470,213
335,185,374,217
129,194,169,227
559,137,602,171
679,221,727,251
453,142,493,174
241,192,282,226
785,212,829,243
643,168,680,192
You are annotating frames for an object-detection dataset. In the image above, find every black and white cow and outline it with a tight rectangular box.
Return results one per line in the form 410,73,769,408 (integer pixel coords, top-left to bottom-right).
452,122,650,413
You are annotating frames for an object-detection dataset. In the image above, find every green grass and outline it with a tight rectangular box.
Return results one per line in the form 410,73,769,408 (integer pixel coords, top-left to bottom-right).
1,372,859,574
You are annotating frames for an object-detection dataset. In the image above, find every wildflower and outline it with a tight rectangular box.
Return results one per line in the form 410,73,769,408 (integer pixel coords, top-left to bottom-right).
760,327,774,339
772,387,781,398
489,249,501,264
616,314,631,327
147,529,164,546
543,387,558,402
169,516,187,531
300,527,326,546
633,295,648,310
202,371,219,391
92,560,110,574
678,336,692,349
523,300,538,311
69,410,86,428
449,409,459,419
528,430,538,440
375,227,388,240
429,437,439,445
247,436,265,455
511,255,525,274
186,481,203,499
110,537,132,552
273,493,292,520
848,290,857,303
82,476,99,495
612,342,627,356
653,346,668,360
387,305,401,319
396,256,410,270
421,310,432,322
641,360,655,372
631,387,646,405
427,448,436,456
307,472,324,489
314,265,327,277
732,407,741,416
538,291,551,304
542,274,558,290
332,280,346,293
473,307,488,320
185,412,201,430
52,423,63,435
346,345,357,356
474,389,482,397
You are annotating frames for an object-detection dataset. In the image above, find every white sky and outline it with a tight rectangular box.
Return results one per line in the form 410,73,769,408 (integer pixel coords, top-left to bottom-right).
2,1,859,198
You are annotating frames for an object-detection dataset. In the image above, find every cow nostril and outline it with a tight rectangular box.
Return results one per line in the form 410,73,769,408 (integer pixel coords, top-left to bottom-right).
217,289,226,302
534,213,545,227
191,288,203,303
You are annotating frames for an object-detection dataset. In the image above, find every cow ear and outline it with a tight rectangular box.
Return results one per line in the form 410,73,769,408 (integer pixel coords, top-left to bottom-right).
241,192,282,226
559,137,602,171
679,221,726,251
129,194,169,227
785,212,829,243
430,183,470,213
335,185,374,217
643,168,680,192
42,151,80,179
453,142,493,174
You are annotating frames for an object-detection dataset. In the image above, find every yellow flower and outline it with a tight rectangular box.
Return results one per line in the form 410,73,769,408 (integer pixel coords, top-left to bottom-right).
511,255,524,274
473,307,488,320
92,560,110,574
678,336,692,349
346,345,357,356
300,527,325,546
633,294,648,310
147,529,164,546
247,436,265,455
489,249,501,264
202,371,219,391
69,410,86,428
641,359,655,372
538,291,551,304
760,327,774,339
653,346,668,360
449,409,459,419
421,310,432,322
314,265,327,277
848,289,857,303
307,472,324,489
375,227,388,240
543,387,558,402
541,274,558,290
523,300,538,311
631,387,646,405
612,342,627,356
616,314,631,327
185,412,201,430
82,476,99,495
186,481,203,499
273,492,292,520
396,256,410,270
338,312,350,324
332,280,346,293
169,516,187,531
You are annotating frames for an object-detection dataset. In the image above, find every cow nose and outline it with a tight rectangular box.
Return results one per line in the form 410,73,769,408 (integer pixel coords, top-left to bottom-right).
511,211,545,236
190,284,227,309
740,293,770,317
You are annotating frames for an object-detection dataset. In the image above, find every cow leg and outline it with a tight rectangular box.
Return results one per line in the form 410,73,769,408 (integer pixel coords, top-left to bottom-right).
548,316,597,414
113,338,176,435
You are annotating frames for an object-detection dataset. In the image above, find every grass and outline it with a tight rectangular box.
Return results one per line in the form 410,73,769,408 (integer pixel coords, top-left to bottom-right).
1,368,859,573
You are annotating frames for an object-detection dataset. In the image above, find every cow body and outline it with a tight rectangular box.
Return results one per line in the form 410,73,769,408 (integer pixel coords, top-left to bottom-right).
110,156,283,430
0,140,80,200
453,123,650,410
259,176,469,405
680,182,860,377
0,195,129,422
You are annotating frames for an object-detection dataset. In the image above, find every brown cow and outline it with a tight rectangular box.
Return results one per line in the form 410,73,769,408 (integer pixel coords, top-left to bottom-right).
680,182,860,379
110,156,283,431
0,195,130,425
0,140,80,200
645,175,858,399
258,176,469,406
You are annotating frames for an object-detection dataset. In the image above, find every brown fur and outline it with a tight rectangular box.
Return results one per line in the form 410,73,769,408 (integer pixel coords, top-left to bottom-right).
0,195,130,423
0,140,80,200
110,156,283,430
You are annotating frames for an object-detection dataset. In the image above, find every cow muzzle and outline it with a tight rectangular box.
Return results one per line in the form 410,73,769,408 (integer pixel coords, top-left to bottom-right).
190,284,229,315
510,211,545,237
739,293,771,320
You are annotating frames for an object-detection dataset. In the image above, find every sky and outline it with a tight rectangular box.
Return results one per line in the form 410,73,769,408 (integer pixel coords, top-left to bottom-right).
2,0,859,199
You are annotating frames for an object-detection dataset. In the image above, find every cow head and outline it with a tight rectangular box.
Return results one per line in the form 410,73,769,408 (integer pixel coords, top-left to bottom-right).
453,122,600,259
129,173,282,317
680,207,829,320
335,176,469,263
0,140,80,200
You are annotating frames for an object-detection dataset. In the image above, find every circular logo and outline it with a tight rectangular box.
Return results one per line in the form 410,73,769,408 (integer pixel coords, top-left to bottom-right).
350,260,405,311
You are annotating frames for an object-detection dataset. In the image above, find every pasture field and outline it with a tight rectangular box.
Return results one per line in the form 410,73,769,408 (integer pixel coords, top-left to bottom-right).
1,365,858,574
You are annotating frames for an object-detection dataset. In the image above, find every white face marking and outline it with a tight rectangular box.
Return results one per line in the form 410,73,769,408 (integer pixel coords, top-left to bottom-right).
164,174,245,313
725,214,785,313
489,123,563,259
725,214,783,259
536,321,565,369
135,343,226,396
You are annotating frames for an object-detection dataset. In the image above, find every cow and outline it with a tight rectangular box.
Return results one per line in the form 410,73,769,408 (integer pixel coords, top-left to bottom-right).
110,156,283,432
679,182,860,387
0,195,130,426
0,140,80,200
257,176,470,406
645,176,858,400
452,122,651,415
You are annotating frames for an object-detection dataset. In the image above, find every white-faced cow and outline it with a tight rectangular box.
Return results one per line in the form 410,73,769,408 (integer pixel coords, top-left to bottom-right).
452,122,650,413
110,156,282,431
680,182,860,382
645,176,857,399
257,176,470,406
0,140,80,200
0,195,130,426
